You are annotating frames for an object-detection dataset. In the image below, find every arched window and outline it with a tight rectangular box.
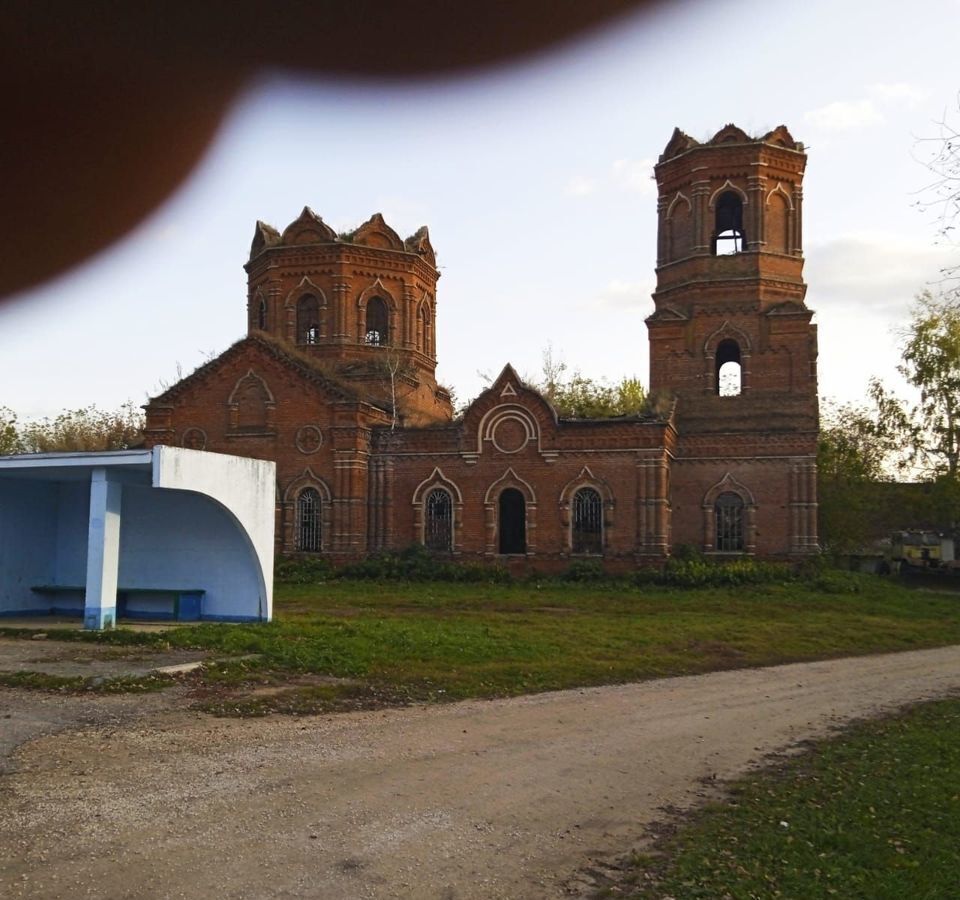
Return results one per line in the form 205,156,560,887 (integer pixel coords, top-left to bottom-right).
498,488,526,554
572,487,603,554
365,297,389,346
257,297,267,330
297,295,321,345
235,378,269,431
424,488,453,552
716,339,742,396
715,492,744,552
297,488,322,552
713,191,746,255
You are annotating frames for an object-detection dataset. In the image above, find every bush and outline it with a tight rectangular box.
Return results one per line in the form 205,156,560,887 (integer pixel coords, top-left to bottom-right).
337,545,511,583
275,556,335,584
635,557,796,589
561,560,606,582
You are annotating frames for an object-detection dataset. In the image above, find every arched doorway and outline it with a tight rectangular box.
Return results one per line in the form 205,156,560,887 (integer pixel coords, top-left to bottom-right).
498,488,526,554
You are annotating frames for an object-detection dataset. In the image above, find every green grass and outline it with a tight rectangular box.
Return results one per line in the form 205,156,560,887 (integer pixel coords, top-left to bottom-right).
4,573,958,714
619,697,960,899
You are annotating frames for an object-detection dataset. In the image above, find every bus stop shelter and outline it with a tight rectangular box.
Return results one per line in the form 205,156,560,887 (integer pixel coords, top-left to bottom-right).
0,446,274,629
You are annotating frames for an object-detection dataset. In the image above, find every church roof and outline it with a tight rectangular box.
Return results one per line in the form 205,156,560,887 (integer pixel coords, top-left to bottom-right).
149,332,388,411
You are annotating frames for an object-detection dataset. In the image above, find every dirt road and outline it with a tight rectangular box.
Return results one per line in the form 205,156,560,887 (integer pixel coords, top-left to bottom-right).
3,645,960,899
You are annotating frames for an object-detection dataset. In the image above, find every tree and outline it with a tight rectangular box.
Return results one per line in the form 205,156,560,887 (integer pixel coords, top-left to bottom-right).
17,402,144,452
530,346,647,418
0,406,20,454
916,94,960,261
817,397,903,552
895,290,960,479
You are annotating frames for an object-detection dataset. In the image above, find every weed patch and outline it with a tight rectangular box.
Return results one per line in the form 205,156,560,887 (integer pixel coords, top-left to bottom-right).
619,698,960,898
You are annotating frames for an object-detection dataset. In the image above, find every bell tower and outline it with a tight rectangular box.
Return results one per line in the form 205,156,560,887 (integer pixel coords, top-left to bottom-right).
648,124,819,556
648,124,817,432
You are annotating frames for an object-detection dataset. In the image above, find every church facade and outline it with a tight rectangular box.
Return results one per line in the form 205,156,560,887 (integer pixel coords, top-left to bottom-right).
143,124,819,568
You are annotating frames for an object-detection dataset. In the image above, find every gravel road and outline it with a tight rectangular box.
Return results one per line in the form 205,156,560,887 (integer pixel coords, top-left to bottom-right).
3,645,960,899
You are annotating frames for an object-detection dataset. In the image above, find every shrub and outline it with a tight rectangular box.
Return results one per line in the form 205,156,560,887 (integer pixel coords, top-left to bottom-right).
275,555,335,584
561,560,606,582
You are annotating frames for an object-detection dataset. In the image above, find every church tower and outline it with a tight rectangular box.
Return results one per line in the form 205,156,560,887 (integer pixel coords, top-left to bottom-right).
649,125,818,555
245,207,452,425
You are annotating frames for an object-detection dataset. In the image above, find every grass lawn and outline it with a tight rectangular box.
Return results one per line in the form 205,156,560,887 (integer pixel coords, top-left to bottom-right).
615,697,960,899
4,571,958,714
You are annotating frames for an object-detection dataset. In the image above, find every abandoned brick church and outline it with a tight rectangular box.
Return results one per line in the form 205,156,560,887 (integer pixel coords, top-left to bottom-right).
143,124,819,567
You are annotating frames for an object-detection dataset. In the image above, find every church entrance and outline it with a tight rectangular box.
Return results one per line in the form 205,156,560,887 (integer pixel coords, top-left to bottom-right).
498,488,526,554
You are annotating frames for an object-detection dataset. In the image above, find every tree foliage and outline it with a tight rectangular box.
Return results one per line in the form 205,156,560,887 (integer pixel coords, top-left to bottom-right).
0,407,19,455
817,396,901,552
531,346,647,418
1,402,145,454
896,290,960,478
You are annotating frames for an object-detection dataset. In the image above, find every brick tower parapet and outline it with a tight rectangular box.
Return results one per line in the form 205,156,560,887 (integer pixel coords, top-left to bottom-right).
245,208,452,426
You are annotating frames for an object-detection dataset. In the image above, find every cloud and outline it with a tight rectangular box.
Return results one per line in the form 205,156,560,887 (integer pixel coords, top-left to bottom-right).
867,82,928,107
806,234,956,315
804,99,883,131
612,158,656,194
565,175,597,197
584,278,656,310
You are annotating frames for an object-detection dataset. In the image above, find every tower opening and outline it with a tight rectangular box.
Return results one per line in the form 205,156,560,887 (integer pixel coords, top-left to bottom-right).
716,339,742,396
713,191,746,255
365,297,389,346
297,295,320,344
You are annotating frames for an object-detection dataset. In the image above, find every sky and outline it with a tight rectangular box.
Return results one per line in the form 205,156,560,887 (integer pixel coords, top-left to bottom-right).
2,0,959,420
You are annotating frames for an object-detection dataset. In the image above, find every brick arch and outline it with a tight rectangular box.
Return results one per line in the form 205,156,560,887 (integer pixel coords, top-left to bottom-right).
707,179,749,209
477,404,542,457
703,322,752,394
701,472,756,554
666,191,694,260
765,184,792,254
484,468,537,556
227,370,276,433
416,292,434,356
251,286,268,332
412,467,463,553
281,468,333,553
356,278,399,345
283,277,329,344
558,466,615,554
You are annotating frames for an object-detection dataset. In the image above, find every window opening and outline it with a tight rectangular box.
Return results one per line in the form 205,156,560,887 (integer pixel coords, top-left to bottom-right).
713,191,746,255
716,339,742,396
297,488,322,552
297,295,320,345
257,297,267,330
572,487,603,554
365,296,389,346
715,492,744,552
424,488,453,552
498,488,526,554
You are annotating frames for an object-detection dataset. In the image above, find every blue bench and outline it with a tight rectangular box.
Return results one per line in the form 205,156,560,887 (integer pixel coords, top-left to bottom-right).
30,586,205,621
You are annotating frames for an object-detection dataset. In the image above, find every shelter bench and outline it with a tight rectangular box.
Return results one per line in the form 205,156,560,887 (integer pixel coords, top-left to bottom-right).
30,585,205,621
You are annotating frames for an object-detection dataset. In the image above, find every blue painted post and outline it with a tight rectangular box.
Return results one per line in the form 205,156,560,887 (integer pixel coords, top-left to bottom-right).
84,468,122,630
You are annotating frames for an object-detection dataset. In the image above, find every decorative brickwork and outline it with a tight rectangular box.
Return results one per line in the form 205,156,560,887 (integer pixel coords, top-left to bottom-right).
144,125,819,568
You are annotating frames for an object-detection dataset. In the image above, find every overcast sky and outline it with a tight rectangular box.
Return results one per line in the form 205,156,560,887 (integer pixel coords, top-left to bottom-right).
3,0,959,420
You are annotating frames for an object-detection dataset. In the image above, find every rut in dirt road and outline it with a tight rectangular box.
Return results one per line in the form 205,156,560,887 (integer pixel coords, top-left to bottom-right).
3,645,960,900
